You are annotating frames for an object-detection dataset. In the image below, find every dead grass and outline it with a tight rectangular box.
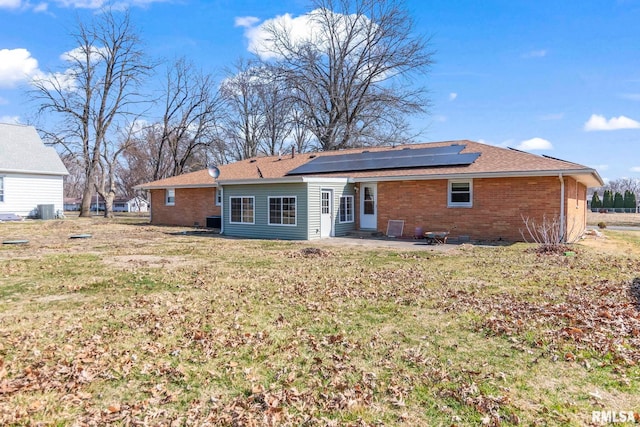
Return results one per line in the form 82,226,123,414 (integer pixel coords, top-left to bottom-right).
587,211,640,227
1,218,639,425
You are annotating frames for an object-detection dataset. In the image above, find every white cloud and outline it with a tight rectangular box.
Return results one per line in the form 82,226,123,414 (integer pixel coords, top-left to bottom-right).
0,115,22,124
539,112,564,121
0,0,21,9
0,48,40,88
631,166,640,173
516,137,553,151
448,92,457,101
620,93,640,101
33,2,47,12
243,11,316,60
60,45,108,64
235,16,260,28
584,114,640,131
55,0,105,7
0,0,163,11
522,49,547,59
241,9,378,63
31,69,78,91
0,0,170,10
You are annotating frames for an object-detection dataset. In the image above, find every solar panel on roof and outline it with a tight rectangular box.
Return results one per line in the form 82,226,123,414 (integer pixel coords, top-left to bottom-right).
287,144,480,175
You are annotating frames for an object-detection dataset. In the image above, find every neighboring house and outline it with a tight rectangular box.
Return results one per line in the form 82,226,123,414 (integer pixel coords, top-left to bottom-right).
136,140,603,242
113,196,149,213
65,196,149,213
64,197,82,211
0,123,68,218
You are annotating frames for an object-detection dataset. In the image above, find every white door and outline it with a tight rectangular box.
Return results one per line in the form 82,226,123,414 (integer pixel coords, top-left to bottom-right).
320,189,333,237
360,183,377,229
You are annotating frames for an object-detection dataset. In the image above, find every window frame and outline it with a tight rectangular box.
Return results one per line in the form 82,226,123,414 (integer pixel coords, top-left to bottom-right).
229,196,255,224
339,195,354,223
215,188,222,206
448,179,473,208
268,196,297,226
165,188,175,206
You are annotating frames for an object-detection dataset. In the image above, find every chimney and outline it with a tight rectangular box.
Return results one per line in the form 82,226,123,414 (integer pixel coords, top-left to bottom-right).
291,146,295,158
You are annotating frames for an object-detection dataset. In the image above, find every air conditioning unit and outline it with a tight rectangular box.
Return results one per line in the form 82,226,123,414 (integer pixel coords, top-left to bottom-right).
37,204,55,220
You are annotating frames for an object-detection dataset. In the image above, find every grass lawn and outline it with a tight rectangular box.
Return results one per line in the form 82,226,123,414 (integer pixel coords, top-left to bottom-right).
1,217,639,425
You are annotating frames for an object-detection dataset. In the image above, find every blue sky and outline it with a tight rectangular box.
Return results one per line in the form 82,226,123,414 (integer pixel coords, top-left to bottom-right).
1,0,639,184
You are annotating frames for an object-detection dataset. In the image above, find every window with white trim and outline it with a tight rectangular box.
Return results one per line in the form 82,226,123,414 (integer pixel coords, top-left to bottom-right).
269,196,297,226
230,196,254,224
339,195,354,223
448,180,472,207
0,176,4,202
215,188,222,206
165,188,175,206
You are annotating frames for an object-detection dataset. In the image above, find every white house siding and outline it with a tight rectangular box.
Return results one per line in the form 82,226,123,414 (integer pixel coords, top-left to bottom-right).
0,173,64,217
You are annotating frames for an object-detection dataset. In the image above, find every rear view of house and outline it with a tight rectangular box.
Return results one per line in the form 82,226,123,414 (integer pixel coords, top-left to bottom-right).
0,123,68,219
137,140,603,243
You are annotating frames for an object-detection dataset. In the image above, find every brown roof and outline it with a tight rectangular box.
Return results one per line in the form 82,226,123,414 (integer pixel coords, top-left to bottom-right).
136,140,603,189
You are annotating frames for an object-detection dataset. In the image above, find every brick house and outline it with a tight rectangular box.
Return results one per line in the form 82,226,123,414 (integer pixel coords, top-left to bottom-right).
136,140,603,242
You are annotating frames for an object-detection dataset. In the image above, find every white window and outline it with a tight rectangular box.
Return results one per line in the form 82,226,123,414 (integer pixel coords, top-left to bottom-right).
215,188,222,206
448,180,472,207
339,195,354,223
230,196,254,224
268,196,297,226
0,176,4,202
165,188,175,206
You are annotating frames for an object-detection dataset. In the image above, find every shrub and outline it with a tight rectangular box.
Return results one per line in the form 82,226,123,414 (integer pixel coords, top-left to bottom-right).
520,214,578,254
597,222,607,229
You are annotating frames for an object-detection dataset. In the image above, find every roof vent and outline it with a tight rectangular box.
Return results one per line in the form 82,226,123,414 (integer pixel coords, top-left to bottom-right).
402,147,411,150
309,154,316,159
249,159,257,163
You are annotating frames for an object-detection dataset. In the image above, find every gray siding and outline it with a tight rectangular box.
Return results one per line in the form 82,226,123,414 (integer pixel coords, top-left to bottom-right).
307,182,356,240
223,183,309,240
222,181,356,240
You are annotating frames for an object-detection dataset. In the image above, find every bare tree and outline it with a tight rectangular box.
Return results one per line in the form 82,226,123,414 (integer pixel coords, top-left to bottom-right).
150,58,222,178
257,66,295,156
59,152,85,199
219,59,268,160
289,108,314,154
31,9,153,217
259,0,433,150
96,123,139,218
602,178,640,198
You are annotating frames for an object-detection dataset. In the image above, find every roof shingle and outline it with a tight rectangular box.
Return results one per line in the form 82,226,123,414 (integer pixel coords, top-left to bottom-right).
137,140,603,189
0,123,68,176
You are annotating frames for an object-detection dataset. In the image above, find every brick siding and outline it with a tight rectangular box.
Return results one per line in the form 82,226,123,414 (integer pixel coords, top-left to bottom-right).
366,176,586,242
150,188,220,227
565,177,587,242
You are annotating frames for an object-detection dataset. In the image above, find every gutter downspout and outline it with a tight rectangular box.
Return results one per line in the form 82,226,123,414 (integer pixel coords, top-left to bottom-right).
219,186,224,235
559,174,565,242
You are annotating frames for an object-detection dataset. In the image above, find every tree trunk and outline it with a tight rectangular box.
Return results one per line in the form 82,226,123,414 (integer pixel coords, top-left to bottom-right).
103,190,116,218
79,171,94,217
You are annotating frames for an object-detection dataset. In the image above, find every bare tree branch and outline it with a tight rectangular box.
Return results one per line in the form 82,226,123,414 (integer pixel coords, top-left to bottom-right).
261,0,433,150
30,9,153,217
